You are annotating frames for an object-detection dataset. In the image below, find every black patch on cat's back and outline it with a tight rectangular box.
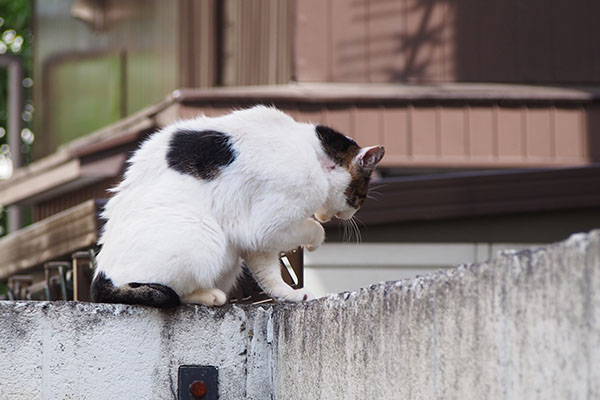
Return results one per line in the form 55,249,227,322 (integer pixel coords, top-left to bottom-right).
315,125,360,166
167,129,236,180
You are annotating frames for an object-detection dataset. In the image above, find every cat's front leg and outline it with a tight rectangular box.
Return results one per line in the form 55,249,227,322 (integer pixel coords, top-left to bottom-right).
243,251,313,302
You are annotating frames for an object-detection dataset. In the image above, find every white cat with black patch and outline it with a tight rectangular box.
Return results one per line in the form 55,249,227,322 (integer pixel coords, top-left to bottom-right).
91,106,384,307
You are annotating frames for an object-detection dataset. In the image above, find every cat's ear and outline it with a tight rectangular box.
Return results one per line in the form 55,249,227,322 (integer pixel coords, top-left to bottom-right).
356,145,385,170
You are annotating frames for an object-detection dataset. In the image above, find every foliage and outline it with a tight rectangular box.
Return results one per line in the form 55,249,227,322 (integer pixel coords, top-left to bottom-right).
0,0,32,238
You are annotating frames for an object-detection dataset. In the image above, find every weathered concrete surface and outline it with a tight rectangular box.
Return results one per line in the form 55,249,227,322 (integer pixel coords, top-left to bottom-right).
0,230,598,399
0,302,274,400
273,230,600,399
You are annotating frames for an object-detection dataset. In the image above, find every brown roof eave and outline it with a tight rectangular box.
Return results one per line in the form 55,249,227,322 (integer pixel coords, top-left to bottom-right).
348,164,600,227
174,82,600,107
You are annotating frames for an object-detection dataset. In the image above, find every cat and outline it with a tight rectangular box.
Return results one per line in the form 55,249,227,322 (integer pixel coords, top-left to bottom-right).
91,105,384,307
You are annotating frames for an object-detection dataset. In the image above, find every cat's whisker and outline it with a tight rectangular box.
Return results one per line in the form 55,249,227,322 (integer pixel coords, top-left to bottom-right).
353,215,367,230
337,220,344,238
349,221,356,243
344,216,361,245
346,222,353,243
341,219,357,244
368,184,388,192
353,217,363,244
341,219,350,243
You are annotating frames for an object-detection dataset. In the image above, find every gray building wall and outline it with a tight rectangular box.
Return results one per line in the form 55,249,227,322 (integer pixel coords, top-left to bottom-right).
1,230,598,399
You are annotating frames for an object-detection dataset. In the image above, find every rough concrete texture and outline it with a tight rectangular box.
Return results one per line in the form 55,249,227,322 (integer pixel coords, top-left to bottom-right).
273,230,600,399
0,302,274,399
0,230,598,399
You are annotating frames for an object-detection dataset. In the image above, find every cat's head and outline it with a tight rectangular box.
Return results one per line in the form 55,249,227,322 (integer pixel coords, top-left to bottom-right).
314,125,385,222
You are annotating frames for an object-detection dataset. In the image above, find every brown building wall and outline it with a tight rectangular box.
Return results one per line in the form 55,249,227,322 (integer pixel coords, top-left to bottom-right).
178,101,595,169
34,0,599,161
29,97,598,223
34,0,296,157
295,0,600,84
222,0,294,86
291,105,592,168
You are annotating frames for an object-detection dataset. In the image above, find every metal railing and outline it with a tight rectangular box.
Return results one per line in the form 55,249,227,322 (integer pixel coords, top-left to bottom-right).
3,247,304,305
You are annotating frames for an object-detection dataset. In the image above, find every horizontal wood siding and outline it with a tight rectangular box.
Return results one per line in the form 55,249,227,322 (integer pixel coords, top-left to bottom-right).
177,101,594,168
467,107,495,163
0,201,99,279
296,0,600,84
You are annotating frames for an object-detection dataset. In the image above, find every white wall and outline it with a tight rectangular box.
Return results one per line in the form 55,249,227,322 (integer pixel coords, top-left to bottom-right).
304,242,545,297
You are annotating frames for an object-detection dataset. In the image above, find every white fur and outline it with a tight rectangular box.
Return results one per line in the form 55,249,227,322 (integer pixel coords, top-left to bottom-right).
96,106,358,305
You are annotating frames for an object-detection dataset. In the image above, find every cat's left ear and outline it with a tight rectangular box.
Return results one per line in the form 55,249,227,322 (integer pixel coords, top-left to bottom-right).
356,145,385,170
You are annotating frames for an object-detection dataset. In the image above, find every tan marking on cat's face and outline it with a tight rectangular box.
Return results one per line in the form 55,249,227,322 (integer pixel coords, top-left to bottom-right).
344,165,372,209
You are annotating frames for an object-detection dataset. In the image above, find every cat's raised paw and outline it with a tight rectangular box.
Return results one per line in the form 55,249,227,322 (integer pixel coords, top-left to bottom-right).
305,219,325,252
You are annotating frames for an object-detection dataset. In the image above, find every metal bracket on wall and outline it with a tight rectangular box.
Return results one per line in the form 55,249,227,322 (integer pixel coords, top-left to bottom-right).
178,365,218,400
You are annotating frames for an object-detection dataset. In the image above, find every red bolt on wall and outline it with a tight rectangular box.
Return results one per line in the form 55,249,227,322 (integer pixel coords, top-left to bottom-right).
189,380,207,399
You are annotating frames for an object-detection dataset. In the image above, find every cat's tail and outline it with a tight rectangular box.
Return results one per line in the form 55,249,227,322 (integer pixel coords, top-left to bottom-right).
91,271,181,308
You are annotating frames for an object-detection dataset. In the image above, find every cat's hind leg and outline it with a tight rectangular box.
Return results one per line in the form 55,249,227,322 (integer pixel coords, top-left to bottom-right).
243,251,312,302
182,288,228,306
214,258,244,296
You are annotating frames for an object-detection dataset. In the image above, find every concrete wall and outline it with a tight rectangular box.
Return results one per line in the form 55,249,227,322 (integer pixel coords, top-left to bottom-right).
1,230,598,399
274,230,600,399
0,303,274,399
